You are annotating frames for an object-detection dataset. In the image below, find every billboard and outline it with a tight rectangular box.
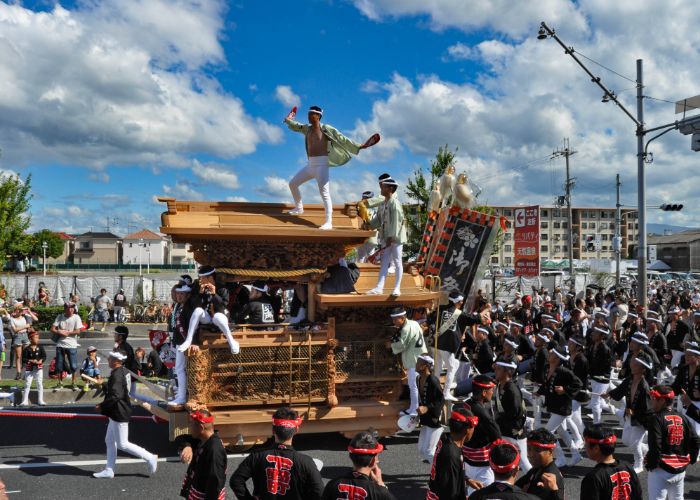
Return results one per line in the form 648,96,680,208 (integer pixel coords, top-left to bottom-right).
514,205,540,277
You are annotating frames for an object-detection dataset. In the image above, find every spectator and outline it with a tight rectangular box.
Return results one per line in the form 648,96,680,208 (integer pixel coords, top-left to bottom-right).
36,283,50,306
70,294,81,315
50,301,83,391
8,303,31,380
134,346,147,375
0,313,5,380
113,289,128,323
145,347,165,378
20,331,46,406
93,288,112,332
80,346,101,390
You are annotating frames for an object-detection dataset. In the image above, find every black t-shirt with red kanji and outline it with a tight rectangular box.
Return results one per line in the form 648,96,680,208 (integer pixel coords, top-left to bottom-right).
230,443,323,500
426,434,465,500
646,408,700,474
322,471,395,500
580,460,642,500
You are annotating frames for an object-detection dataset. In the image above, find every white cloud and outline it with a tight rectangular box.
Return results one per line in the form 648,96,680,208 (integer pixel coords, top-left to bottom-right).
0,1,282,171
225,196,248,202
162,182,203,200
191,160,239,189
274,85,300,108
88,171,110,183
444,42,474,61
351,0,586,38
259,176,291,200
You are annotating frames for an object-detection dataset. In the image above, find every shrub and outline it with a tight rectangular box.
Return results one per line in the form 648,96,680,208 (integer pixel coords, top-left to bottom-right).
31,305,89,331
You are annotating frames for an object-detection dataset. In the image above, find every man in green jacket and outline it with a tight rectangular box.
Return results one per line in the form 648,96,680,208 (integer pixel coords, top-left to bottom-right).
284,105,380,230
366,175,407,297
390,307,428,417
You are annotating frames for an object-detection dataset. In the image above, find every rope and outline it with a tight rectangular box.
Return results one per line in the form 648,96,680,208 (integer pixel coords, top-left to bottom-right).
216,267,327,278
0,409,166,423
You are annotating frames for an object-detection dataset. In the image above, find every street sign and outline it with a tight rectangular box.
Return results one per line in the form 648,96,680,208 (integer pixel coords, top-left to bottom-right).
514,205,540,277
675,94,700,114
594,234,602,251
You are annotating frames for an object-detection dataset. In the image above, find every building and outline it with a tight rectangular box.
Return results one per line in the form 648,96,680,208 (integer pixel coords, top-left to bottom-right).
122,229,168,266
47,232,75,264
647,230,700,271
489,205,640,268
168,240,194,266
73,232,121,265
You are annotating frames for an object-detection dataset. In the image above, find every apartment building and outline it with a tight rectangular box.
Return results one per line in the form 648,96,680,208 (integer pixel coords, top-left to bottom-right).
489,205,639,267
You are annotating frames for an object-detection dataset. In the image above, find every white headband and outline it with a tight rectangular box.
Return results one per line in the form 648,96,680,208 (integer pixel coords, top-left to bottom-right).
536,333,550,341
390,310,407,318
634,356,653,369
308,108,323,116
553,349,570,361
199,268,216,277
631,334,649,345
595,309,609,317
593,326,610,335
496,360,517,370
687,342,700,356
175,285,192,293
509,322,523,329
542,327,554,336
647,317,663,325
541,314,553,320
477,327,490,335
505,338,520,349
449,294,464,304
108,351,127,361
251,284,268,293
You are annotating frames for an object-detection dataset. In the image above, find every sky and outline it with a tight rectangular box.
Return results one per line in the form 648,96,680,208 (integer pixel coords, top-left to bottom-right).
1,0,699,236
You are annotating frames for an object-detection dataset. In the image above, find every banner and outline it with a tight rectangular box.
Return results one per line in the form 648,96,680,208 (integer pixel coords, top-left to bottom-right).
514,205,540,277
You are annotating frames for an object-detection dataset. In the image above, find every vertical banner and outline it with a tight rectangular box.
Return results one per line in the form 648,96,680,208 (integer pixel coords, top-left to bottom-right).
514,205,540,277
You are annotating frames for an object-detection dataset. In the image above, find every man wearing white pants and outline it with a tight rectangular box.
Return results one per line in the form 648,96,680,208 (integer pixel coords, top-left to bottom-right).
168,280,193,406
94,350,157,478
646,385,700,500
587,326,615,424
284,106,380,230
390,307,427,416
494,359,531,473
415,354,444,463
366,175,406,297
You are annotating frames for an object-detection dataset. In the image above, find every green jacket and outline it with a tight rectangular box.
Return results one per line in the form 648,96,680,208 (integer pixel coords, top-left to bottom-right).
284,119,362,166
391,319,428,368
370,193,407,245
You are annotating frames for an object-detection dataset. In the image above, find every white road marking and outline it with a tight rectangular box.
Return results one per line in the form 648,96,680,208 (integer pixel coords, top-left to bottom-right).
0,453,248,470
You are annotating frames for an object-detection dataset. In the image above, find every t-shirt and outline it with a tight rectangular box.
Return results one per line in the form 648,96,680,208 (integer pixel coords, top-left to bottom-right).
9,316,28,335
53,313,83,349
95,294,112,311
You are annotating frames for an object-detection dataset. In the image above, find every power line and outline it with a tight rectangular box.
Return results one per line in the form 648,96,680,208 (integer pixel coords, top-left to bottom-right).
574,49,637,84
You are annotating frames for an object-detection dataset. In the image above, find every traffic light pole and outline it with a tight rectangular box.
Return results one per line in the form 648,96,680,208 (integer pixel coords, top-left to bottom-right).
553,139,576,283
636,60,647,307
615,174,621,287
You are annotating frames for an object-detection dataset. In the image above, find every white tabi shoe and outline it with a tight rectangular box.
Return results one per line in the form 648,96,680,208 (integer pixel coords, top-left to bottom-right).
366,288,383,295
444,393,458,402
229,340,240,355
93,469,115,479
390,289,401,297
147,455,158,475
319,222,333,230
288,207,304,216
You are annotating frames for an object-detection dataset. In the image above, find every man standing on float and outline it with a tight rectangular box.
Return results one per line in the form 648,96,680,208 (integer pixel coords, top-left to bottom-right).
283,106,380,230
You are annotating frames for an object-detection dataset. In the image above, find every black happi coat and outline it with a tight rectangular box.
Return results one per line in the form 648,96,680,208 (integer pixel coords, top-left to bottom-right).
179,432,227,500
462,398,501,467
468,482,540,499
418,373,444,428
581,460,642,500
238,295,278,324
588,341,613,384
608,376,652,427
665,320,690,352
230,443,323,500
515,460,565,500
495,380,526,439
170,302,194,347
570,352,589,389
427,434,466,500
473,340,495,374
322,471,395,500
537,365,582,416
672,364,700,424
646,408,700,474
100,365,131,422
530,347,549,385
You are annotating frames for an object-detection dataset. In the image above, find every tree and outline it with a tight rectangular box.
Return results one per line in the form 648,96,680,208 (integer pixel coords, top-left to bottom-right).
404,144,457,256
31,229,65,259
0,173,32,266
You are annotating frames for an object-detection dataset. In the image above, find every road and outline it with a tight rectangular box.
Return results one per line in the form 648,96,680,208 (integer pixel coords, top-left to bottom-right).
1,405,700,500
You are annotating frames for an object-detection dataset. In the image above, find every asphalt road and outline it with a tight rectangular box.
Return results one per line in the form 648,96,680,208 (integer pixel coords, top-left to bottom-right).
1,404,700,500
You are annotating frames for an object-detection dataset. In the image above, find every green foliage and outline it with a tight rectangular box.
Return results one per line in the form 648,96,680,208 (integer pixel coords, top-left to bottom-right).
404,145,457,256
0,173,32,265
31,229,65,259
30,305,89,332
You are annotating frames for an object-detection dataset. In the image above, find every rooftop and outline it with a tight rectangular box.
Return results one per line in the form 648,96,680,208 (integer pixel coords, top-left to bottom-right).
648,230,700,245
123,228,165,241
75,231,120,239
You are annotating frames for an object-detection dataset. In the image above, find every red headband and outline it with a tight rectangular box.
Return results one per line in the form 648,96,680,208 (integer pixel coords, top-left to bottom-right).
650,389,675,400
348,443,384,455
585,435,617,446
473,380,496,389
190,411,214,424
450,411,479,427
527,440,557,450
489,440,520,474
273,417,302,428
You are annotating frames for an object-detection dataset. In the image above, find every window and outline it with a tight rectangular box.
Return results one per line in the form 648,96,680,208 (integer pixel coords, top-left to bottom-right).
582,211,589,218
581,222,588,229
600,222,608,229
504,209,512,217
610,223,615,230
562,233,569,241
554,245,561,253
590,222,596,229
491,256,499,264
504,233,512,241
541,245,549,252
80,242,90,249
635,223,639,229
554,222,561,229
553,209,561,217
542,209,549,217
505,245,512,252
601,246,609,251
601,211,609,218
541,234,549,240
628,223,633,229
563,245,568,252
504,257,512,264
541,221,548,229
601,234,608,241
562,222,568,229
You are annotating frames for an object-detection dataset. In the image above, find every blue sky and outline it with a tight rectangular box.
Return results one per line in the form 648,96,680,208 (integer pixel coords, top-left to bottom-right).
2,0,699,235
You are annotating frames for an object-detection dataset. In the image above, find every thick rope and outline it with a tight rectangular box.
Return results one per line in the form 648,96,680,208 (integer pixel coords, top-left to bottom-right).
216,267,326,278
0,409,166,422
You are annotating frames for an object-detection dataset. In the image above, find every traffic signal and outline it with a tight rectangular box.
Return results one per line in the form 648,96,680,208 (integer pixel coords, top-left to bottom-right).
660,204,683,211
585,235,595,251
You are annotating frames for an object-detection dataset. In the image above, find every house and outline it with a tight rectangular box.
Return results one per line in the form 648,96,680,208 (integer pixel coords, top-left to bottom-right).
168,239,194,266
647,230,700,271
122,229,168,266
73,232,121,265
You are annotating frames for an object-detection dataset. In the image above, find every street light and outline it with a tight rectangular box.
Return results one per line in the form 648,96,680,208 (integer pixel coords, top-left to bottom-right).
41,241,48,277
138,237,144,275
537,21,700,306
146,245,151,274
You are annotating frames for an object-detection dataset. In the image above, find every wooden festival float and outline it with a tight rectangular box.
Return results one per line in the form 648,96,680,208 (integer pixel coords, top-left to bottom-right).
155,197,443,448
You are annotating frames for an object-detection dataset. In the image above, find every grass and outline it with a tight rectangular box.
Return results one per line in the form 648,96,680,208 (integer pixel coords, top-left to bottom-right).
0,375,168,389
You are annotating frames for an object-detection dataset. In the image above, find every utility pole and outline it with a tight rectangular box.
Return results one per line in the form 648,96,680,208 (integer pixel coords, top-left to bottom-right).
553,138,576,281
636,60,647,307
615,174,622,286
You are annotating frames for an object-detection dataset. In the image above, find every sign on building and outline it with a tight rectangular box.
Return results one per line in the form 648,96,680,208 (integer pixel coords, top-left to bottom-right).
514,205,540,277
